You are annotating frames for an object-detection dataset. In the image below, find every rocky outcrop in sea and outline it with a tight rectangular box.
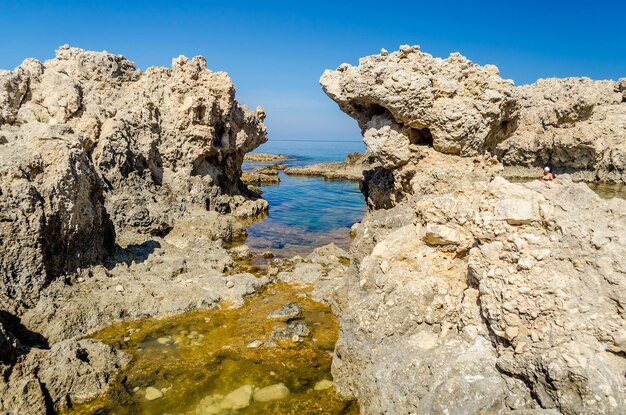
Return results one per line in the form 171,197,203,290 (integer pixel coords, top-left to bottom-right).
321,46,626,414
0,47,269,413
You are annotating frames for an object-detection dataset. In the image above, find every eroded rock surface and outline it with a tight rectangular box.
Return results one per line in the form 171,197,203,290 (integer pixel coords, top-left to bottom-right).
0,339,131,414
0,46,270,414
332,176,626,414
498,77,626,182
322,46,626,414
321,46,626,184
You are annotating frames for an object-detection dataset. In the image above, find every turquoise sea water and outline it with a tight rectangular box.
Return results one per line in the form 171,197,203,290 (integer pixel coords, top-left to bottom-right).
244,139,366,257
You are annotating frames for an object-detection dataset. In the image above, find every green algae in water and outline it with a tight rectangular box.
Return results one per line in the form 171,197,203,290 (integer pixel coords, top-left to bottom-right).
66,284,357,415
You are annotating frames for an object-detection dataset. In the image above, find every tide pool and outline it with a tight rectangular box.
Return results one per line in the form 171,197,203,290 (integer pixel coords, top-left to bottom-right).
243,139,366,257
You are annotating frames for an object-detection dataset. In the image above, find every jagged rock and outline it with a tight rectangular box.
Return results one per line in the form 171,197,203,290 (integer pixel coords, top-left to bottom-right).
331,176,626,414
0,45,268,241
267,303,303,321
497,77,626,182
320,45,518,159
0,122,114,311
322,45,625,415
4,339,131,413
321,46,626,184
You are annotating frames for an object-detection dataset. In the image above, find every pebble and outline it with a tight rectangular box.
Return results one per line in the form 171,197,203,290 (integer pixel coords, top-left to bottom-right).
219,384,253,409
253,383,290,402
145,386,163,401
123,337,131,342
226,280,235,288
247,340,263,349
157,337,172,345
314,379,334,391
114,284,124,292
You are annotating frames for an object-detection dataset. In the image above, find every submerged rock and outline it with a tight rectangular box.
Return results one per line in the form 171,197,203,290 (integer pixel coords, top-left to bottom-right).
219,384,253,410
269,319,310,344
267,302,303,321
145,386,163,401
253,383,290,402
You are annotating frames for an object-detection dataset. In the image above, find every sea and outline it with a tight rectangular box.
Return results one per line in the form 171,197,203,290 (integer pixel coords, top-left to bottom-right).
242,139,366,257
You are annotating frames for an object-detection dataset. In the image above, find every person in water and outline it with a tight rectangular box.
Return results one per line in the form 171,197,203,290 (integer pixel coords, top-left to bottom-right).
539,166,555,181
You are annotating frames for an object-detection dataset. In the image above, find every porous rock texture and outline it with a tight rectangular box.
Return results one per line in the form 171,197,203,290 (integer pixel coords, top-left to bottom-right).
321,45,626,185
0,46,269,413
322,47,626,414
0,46,267,311
497,78,626,182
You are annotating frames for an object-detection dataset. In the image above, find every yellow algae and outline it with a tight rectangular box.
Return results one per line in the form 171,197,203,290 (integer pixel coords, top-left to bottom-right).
64,283,357,415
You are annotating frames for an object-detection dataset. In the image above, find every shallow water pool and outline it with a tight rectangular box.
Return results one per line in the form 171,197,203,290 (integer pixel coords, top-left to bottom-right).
66,284,357,415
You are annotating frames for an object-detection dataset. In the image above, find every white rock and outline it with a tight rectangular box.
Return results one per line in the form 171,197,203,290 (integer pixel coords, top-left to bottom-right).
219,384,253,409
145,386,163,401
314,379,334,391
253,383,290,402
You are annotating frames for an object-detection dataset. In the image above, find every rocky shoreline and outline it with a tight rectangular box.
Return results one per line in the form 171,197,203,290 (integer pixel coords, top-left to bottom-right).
284,152,371,181
1,45,625,415
319,46,626,414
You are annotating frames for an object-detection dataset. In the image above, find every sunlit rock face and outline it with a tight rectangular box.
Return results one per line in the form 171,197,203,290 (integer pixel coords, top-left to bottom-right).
0,46,267,310
321,46,626,210
496,77,626,182
322,47,626,414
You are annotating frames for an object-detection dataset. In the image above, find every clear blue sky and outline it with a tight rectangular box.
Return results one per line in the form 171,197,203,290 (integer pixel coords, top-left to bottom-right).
1,1,624,141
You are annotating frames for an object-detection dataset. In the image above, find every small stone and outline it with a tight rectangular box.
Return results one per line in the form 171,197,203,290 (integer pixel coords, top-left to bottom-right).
505,326,519,340
219,385,253,409
247,340,263,349
133,386,140,392
314,379,334,391
115,284,124,292
157,336,172,345
291,335,300,342
77,277,85,283
267,303,303,322
514,342,527,354
253,383,290,402
145,386,163,401
226,280,235,288
123,337,131,342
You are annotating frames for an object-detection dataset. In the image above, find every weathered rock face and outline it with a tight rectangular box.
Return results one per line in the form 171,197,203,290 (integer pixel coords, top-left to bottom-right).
497,77,626,182
0,339,131,414
0,46,268,311
0,45,267,233
321,46,626,186
321,45,518,159
322,47,626,414
0,123,114,311
332,176,626,414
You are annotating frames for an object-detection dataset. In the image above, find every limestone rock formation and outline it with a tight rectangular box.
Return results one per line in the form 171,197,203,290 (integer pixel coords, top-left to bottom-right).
0,339,131,414
0,46,268,312
284,152,371,181
0,47,270,414
332,176,626,414
0,45,267,232
0,122,114,311
322,46,626,414
497,77,626,182
321,45,518,159
321,46,626,185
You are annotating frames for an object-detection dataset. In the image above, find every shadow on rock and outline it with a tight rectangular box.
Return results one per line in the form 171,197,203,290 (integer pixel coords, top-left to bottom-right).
104,240,161,270
0,310,49,351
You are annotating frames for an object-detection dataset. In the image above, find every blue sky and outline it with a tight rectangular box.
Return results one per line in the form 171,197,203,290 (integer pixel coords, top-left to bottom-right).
1,1,624,141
